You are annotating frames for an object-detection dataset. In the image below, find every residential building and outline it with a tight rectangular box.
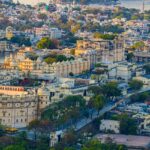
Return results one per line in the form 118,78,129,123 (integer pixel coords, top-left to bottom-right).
100,119,120,134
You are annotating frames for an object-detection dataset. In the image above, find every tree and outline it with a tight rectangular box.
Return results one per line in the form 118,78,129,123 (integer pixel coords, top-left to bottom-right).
37,13,48,21
93,95,105,115
126,53,134,62
41,95,86,129
131,41,145,50
119,114,137,135
64,147,76,150
130,92,150,103
71,24,81,34
37,37,58,49
129,79,143,91
92,68,107,83
82,139,103,150
143,64,150,74
10,36,31,46
69,72,74,77
44,57,57,64
56,55,67,62
62,129,77,146
102,82,121,101
0,129,4,137
28,119,40,141
3,145,25,150
87,86,102,96
94,33,116,40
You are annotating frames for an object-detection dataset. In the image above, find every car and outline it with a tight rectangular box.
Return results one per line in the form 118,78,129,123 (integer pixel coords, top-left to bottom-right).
5,128,18,134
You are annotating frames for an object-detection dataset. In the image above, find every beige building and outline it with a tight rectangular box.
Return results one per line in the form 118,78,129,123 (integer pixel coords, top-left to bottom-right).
4,49,90,77
0,84,52,128
74,37,125,63
0,95,38,128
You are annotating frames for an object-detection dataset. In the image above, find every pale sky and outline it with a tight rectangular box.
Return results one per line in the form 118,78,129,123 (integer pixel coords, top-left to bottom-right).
13,0,50,5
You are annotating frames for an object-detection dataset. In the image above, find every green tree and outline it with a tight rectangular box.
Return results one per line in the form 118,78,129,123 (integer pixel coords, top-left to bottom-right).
37,37,58,49
94,32,116,40
130,92,150,103
82,139,103,150
143,64,150,74
88,86,102,95
3,145,25,150
102,82,121,101
10,36,31,46
132,41,145,50
93,95,105,115
126,53,134,62
71,24,81,34
56,55,67,62
119,114,137,135
28,119,40,141
129,79,143,91
64,147,76,150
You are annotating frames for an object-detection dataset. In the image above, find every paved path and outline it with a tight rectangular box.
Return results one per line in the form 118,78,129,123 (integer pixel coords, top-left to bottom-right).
19,87,150,139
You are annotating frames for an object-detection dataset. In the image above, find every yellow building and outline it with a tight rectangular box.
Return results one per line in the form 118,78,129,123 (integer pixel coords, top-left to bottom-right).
5,26,14,40
4,49,90,77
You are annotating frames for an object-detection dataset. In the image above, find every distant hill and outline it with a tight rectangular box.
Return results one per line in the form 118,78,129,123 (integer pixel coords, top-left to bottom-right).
62,0,118,4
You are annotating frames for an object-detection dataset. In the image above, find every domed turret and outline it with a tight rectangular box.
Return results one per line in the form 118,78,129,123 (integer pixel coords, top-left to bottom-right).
38,82,50,96
37,57,43,63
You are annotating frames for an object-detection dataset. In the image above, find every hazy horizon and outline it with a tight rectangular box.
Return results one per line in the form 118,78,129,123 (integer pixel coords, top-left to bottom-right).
12,0,150,11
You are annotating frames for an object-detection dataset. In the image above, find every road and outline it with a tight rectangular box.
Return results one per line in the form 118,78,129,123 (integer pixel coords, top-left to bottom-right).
16,87,150,139
70,86,150,132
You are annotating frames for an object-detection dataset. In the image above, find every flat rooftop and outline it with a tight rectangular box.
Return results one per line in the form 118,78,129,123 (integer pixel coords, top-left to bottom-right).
95,134,150,148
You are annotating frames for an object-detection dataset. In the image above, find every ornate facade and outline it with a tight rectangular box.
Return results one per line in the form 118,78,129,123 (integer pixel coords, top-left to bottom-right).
4,50,90,77
75,37,125,63
0,84,52,128
0,95,38,128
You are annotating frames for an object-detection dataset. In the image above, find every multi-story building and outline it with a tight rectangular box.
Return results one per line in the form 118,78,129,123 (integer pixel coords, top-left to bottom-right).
0,41,11,52
4,49,90,77
0,94,38,128
0,83,51,128
133,51,150,63
74,37,125,63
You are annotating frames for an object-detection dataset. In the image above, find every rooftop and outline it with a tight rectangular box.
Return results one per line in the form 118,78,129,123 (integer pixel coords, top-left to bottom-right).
95,134,150,148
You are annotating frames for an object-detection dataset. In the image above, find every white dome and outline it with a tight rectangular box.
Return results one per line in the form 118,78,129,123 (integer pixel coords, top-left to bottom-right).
37,57,43,63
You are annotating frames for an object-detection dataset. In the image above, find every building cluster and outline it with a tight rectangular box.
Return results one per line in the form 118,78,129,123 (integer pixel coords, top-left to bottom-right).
3,47,90,77
0,1,150,149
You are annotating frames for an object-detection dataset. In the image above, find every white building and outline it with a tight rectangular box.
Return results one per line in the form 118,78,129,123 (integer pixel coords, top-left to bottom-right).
50,28,62,39
100,119,120,134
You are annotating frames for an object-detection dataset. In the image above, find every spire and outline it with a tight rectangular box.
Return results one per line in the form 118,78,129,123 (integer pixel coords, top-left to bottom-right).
142,0,145,13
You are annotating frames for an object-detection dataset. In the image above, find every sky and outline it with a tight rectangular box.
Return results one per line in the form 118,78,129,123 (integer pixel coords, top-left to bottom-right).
13,0,50,5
